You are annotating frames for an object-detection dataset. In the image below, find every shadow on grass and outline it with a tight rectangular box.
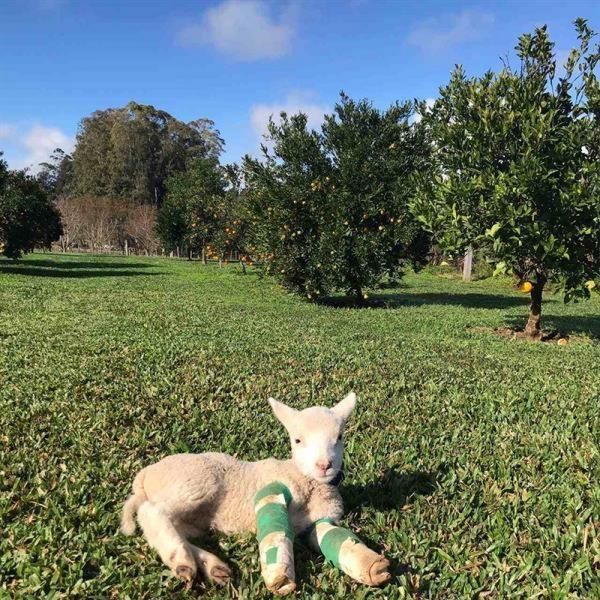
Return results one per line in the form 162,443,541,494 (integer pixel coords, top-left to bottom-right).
504,314,600,340
321,292,543,310
0,264,159,278
7,258,152,270
342,468,438,512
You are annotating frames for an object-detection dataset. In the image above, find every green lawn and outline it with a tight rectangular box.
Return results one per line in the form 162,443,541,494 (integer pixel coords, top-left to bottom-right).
0,253,598,599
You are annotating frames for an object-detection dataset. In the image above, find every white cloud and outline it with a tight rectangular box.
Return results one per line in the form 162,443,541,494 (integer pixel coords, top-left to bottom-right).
0,123,74,173
21,125,74,172
250,92,329,145
177,0,295,61
406,10,494,54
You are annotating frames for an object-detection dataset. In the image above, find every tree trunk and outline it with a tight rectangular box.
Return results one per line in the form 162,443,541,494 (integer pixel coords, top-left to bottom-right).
240,259,246,274
524,276,546,340
353,286,364,305
202,247,207,265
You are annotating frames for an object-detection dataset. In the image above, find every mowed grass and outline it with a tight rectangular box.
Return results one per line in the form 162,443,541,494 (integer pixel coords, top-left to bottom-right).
0,253,598,599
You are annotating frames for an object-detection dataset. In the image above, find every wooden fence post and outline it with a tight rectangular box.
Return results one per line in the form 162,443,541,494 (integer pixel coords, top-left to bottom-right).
463,246,473,281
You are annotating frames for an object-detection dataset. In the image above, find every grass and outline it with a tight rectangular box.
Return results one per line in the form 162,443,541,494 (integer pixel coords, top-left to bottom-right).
0,252,598,599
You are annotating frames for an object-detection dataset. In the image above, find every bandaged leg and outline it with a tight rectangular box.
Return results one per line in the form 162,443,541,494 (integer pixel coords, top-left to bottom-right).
307,518,391,586
254,482,296,595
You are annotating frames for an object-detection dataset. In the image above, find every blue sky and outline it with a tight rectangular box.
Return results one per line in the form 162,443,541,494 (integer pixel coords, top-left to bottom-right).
1,0,599,171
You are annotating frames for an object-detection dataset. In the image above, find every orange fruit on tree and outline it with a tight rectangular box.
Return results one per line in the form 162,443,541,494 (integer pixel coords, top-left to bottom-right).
521,281,533,293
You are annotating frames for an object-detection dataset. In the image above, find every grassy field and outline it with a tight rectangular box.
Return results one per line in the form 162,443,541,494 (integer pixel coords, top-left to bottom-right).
0,253,598,599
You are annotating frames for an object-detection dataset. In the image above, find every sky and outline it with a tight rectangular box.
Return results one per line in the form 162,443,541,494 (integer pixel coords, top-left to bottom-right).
1,0,599,172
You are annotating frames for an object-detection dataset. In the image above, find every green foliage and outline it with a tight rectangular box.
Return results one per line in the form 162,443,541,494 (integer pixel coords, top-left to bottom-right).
0,253,599,598
71,102,224,203
244,112,331,296
412,21,600,333
0,154,63,258
156,156,226,255
36,148,74,200
157,159,251,262
210,164,252,262
244,94,430,301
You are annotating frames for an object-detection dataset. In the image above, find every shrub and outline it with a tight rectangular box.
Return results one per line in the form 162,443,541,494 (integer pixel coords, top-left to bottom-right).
244,94,430,301
0,155,63,259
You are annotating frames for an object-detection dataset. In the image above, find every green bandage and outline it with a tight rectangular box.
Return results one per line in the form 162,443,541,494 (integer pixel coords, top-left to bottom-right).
309,518,391,586
254,482,296,595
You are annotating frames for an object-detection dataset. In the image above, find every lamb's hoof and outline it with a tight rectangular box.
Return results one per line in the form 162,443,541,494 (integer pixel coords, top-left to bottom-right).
175,565,195,589
367,556,391,586
267,574,296,596
208,564,232,586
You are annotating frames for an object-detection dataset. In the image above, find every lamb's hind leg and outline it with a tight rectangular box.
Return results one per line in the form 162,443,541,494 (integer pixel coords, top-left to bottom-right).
188,543,232,586
137,501,197,588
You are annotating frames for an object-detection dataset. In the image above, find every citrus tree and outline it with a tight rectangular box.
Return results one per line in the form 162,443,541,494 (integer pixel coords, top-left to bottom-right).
244,94,430,301
0,154,63,259
244,112,332,297
156,156,225,258
210,164,252,267
412,21,600,339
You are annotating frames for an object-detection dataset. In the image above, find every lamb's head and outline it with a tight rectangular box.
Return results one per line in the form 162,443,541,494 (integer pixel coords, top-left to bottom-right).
268,392,356,483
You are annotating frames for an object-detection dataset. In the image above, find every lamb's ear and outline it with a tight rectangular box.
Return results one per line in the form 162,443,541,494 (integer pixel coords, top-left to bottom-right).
268,397,298,430
331,392,356,422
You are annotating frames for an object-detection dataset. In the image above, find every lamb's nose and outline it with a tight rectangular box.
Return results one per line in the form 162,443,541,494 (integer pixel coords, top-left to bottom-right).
316,460,332,472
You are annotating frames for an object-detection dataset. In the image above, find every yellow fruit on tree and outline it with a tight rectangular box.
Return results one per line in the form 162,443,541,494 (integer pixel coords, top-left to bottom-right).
585,280,596,290
521,281,533,293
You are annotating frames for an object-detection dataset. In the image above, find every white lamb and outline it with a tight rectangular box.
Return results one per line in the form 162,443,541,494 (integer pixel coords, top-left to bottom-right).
120,393,391,594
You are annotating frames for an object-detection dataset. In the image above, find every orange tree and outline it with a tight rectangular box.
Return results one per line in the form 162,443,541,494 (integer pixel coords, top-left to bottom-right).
210,163,252,265
411,21,600,339
243,94,430,301
156,156,225,258
0,153,63,259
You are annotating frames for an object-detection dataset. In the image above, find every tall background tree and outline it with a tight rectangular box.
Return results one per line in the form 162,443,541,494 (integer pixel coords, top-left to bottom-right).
244,94,430,301
0,153,63,259
412,20,600,339
37,148,74,200
71,102,224,204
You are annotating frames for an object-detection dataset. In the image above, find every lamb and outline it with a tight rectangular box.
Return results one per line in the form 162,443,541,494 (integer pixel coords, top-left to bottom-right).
120,392,391,594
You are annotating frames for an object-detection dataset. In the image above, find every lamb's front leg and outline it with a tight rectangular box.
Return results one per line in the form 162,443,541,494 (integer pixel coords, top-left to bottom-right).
305,518,391,586
254,482,296,595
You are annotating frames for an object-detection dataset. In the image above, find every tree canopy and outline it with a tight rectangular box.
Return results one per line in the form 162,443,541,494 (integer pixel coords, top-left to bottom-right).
0,153,63,259
71,102,224,204
37,148,73,200
244,94,430,301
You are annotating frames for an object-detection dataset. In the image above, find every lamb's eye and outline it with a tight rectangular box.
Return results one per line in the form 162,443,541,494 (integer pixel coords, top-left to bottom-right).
337,434,343,442
294,438,302,444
